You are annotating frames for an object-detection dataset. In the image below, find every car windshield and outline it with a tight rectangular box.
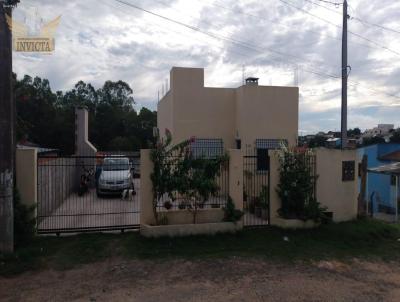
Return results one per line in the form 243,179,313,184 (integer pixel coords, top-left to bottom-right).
102,158,130,171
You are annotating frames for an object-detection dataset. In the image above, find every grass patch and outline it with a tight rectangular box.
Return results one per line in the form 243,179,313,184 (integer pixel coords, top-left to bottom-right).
1,219,400,276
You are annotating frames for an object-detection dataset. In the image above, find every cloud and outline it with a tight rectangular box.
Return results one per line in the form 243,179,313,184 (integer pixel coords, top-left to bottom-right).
12,0,400,131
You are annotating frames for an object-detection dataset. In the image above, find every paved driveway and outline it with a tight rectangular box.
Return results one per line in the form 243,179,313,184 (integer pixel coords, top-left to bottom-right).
38,179,140,231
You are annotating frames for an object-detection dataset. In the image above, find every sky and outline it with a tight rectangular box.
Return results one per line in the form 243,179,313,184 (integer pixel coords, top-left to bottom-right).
11,0,400,134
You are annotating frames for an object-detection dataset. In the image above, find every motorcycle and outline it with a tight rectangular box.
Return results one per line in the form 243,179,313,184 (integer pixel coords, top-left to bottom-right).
78,167,94,196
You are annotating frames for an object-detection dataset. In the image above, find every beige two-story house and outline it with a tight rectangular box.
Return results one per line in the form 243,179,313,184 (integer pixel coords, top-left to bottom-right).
157,67,299,152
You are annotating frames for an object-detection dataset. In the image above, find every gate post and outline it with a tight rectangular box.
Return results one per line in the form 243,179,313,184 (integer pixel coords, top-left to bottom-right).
140,149,156,226
268,150,281,226
228,149,243,212
16,148,37,210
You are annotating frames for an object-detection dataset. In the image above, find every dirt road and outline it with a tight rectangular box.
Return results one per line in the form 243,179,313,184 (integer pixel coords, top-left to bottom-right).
1,258,400,302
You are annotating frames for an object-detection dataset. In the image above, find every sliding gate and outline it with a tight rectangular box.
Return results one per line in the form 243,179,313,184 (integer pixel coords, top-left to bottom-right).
37,154,140,233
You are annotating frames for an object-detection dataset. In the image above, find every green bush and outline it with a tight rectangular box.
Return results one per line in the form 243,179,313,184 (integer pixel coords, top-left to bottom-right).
276,147,328,222
223,196,244,223
14,188,36,246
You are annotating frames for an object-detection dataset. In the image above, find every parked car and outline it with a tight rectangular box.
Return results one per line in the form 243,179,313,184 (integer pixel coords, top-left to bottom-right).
96,157,133,197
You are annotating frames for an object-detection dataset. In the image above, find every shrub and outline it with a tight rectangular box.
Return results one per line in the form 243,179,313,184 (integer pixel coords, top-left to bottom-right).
223,196,244,223
13,188,36,246
276,146,327,222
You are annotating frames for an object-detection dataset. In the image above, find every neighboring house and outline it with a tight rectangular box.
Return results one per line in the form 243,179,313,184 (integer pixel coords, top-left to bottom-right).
358,143,400,213
326,137,341,148
17,141,59,163
157,67,298,153
362,124,394,143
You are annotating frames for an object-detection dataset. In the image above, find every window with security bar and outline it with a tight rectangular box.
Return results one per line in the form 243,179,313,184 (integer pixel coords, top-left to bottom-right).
190,138,223,159
342,161,355,181
255,139,287,172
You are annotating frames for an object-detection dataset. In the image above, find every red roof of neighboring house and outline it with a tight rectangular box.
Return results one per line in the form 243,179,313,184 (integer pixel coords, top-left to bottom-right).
379,151,400,162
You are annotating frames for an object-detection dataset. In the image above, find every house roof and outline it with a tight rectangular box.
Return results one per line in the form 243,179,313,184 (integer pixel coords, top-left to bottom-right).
368,162,400,175
379,150,400,162
326,138,340,142
17,144,59,155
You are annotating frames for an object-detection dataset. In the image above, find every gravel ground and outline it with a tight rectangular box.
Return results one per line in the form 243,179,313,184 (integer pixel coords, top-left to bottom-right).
1,258,400,302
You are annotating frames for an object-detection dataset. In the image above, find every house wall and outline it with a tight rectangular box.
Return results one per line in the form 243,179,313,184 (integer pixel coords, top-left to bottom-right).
236,85,299,148
157,67,298,148
157,90,173,139
315,148,358,222
358,143,400,211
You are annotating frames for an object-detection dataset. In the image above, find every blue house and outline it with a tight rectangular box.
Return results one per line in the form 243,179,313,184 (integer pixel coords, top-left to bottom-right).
358,143,400,213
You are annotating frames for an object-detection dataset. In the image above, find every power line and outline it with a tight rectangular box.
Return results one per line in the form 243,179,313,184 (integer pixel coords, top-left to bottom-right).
278,0,400,56
304,0,400,35
203,0,397,57
114,0,338,72
309,0,342,5
113,0,400,101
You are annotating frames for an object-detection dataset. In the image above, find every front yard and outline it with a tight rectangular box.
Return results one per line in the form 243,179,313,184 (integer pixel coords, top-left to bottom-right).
1,219,400,276
2,219,400,301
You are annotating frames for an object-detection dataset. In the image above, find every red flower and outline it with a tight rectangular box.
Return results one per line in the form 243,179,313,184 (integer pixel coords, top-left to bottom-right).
189,136,196,143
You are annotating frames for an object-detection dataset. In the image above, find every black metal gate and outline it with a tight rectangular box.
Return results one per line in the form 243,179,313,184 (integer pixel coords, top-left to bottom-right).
37,153,140,233
243,147,270,227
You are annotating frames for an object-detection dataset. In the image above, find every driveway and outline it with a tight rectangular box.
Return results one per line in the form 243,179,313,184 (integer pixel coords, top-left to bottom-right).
38,179,140,231
1,258,400,301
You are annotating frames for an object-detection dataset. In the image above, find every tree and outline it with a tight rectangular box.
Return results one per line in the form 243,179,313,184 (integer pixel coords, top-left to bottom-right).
390,129,400,143
347,128,361,137
14,74,157,154
308,135,326,148
362,136,385,146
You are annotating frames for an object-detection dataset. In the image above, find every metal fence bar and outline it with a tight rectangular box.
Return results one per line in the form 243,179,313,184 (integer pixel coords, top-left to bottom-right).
37,154,141,233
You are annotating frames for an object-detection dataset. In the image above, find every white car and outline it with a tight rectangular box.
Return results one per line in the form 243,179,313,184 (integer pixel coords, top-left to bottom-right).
96,157,133,197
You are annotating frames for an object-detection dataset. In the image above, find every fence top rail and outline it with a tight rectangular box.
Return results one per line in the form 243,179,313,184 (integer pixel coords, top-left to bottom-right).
38,154,140,159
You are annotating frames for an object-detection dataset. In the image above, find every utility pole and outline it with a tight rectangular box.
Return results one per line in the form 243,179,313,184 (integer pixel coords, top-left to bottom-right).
0,0,19,253
341,0,348,149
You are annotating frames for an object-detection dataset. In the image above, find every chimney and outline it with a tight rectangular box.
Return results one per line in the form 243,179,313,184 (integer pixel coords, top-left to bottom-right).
245,77,259,86
75,106,97,156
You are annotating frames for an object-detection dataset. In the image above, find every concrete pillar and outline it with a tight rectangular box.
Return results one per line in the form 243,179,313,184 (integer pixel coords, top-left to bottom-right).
16,148,37,209
75,107,97,156
75,107,97,188
228,149,243,211
140,149,156,226
268,150,281,226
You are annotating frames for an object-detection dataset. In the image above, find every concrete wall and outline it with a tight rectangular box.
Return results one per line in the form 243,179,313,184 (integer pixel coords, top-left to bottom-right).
157,90,174,139
268,150,281,226
16,148,37,207
140,149,156,226
236,85,299,148
315,148,358,222
157,67,298,149
140,148,243,228
269,148,359,225
358,143,400,211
